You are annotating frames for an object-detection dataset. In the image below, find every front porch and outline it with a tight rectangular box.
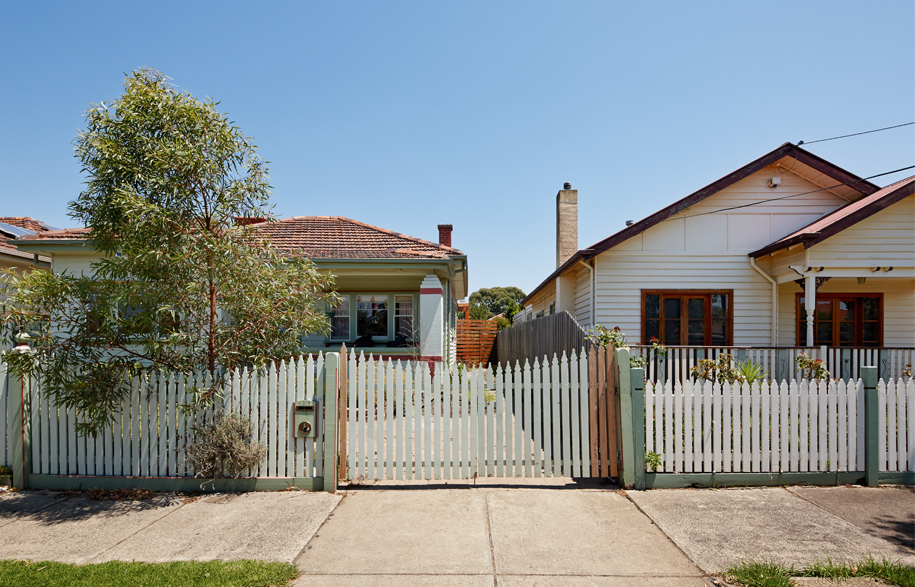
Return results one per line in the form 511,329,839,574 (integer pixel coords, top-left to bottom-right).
630,344,914,383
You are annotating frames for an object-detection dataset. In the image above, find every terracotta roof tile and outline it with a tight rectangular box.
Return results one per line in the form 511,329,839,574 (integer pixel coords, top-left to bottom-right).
249,216,463,260
0,217,56,233
14,227,91,241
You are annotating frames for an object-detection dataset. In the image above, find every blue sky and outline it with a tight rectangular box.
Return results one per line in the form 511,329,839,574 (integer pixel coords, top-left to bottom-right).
2,1,913,297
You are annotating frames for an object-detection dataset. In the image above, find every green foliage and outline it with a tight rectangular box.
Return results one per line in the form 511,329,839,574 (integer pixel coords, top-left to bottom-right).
0,559,299,587
690,354,747,385
735,360,768,385
468,286,526,321
644,452,661,472
0,69,338,433
184,412,266,479
725,560,796,587
795,352,831,381
586,325,627,349
494,316,512,330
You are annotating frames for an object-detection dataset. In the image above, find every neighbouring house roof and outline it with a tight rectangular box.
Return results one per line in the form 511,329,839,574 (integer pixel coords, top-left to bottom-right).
0,216,57,264
750,175,915,258
12,227,91,241
247,216,464,260
522,142,879,304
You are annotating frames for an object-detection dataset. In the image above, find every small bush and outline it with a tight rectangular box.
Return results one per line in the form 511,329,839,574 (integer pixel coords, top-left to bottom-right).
184,412,266,479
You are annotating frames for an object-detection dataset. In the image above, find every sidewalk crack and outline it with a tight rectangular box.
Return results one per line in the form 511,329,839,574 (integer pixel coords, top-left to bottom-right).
483,491,498,586
84,500,189,564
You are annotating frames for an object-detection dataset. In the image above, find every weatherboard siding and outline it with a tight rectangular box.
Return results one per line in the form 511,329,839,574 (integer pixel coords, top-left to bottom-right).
807,194,915,266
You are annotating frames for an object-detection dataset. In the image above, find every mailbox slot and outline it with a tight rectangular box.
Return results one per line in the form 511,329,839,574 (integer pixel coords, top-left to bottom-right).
294,400,317,438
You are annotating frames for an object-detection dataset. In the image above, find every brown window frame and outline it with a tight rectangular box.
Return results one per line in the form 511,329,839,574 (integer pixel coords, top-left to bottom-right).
795,293,883,347
642,289,733,346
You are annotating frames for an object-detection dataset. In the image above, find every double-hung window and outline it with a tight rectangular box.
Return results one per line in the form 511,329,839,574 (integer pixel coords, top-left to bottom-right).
643,290,732,345
329,293,416,343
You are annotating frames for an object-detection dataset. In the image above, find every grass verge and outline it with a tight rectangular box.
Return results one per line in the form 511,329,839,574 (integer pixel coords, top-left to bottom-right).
726,557,915,587
0,560,299,587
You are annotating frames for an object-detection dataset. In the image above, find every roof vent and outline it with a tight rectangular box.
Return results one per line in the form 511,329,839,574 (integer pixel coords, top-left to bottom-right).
563,182,572,190
625,220,634,226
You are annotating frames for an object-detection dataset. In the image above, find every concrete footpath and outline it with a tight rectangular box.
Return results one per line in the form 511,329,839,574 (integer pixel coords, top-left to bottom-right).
0,482,911,585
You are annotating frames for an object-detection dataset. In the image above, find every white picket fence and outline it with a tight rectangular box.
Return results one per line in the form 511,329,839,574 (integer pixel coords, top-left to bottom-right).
4,355,331,479
645,378,915,474
633,346,914,385
345,350,593,481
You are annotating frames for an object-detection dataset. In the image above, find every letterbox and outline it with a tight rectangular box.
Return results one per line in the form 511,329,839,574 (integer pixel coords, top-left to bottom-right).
294,400,317,438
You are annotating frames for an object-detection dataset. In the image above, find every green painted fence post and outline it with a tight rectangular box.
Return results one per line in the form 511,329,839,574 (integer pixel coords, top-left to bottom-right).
862,366,879,487
9,368,31,490
616,347,635,489
630,366,646,490
322,352,339,493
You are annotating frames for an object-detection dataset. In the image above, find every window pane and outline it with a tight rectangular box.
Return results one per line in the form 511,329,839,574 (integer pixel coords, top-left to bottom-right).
645,320,660,341
357,295,388,337
711,294,727,319
395,295,414,339
688,320,705,345
330,298,350,339
664,298,681,319
816,322,832,345
711,319,727,345
688,298,705,319
862,322,879,345
816,300,833,320
664,320,680,344
838,300,855,321
838,321,855,345
863,298,878,320
645,295,660,319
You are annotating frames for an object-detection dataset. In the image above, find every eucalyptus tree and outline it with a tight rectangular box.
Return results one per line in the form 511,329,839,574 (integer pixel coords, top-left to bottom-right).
1,69,337,433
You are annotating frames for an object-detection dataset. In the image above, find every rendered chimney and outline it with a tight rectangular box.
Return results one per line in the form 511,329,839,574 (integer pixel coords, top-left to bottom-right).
556,183,578,268
438,224,453,247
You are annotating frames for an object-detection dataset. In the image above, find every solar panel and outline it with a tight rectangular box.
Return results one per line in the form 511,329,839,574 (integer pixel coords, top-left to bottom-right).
0,222,36,238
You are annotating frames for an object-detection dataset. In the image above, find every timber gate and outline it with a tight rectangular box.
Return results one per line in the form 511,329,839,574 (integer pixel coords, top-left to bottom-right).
337,345,622,482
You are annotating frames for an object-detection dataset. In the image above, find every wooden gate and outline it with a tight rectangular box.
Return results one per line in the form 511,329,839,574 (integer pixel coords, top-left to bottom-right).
337,345,621,482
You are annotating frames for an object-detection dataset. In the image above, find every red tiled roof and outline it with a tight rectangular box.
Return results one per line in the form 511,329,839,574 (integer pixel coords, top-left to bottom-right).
750,175,915,257
14,227,91,241
249,216,463,260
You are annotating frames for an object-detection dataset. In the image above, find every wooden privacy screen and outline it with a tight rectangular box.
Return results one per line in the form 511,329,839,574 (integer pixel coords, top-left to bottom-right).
589,346,620,477
456,319,497,366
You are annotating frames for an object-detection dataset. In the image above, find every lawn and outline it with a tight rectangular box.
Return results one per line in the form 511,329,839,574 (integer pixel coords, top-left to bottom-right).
0,560,299,587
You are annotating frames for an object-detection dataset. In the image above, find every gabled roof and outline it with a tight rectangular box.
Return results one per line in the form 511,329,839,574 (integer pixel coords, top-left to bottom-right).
523,142,879,304
248,216,464,260
750,175,915,258
13,227,90,242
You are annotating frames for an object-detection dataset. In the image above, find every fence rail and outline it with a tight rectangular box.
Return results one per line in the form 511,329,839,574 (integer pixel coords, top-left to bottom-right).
645,377,914,474
632,345,914,384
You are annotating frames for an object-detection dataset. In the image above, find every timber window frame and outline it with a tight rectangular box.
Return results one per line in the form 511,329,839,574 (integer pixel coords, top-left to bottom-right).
642,290,733,346
795,293,883,347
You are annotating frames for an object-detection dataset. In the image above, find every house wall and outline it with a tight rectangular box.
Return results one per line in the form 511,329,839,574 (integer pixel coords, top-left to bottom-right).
49,251,100,275
589,167,854,345
526,281,556,318
574,263,592,327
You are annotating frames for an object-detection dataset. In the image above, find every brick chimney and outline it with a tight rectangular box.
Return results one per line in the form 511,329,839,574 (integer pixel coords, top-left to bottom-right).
556,183,578,268
438,224,453,247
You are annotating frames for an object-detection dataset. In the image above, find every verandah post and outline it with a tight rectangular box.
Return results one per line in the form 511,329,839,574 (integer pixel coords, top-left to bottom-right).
630,366,646,490
323,352,340,493
8,345,33,490
862,366,879,487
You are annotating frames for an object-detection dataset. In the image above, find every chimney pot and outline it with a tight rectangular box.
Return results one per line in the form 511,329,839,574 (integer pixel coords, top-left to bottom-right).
563,182,571,190
437,224,453,248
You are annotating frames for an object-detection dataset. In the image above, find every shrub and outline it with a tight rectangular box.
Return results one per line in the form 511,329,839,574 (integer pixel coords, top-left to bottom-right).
795,352,830,381
184,412,266,479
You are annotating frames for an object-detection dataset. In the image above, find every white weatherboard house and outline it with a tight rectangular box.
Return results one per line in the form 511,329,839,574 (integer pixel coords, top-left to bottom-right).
522,143,915,350
12,218,468,368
